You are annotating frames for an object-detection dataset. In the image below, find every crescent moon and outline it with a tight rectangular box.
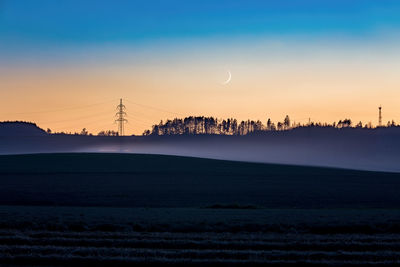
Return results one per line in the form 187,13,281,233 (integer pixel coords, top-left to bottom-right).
222,71,232,85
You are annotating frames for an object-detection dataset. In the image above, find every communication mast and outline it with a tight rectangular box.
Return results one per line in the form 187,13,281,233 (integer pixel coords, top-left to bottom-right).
115,98,127,136
378,105,382,127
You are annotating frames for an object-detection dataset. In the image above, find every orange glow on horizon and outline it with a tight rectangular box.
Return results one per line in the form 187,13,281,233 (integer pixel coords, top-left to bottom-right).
1,40,400,135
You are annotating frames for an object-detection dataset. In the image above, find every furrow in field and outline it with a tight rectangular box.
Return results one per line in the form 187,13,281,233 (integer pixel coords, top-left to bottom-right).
1,245,400,262
1,235,400,252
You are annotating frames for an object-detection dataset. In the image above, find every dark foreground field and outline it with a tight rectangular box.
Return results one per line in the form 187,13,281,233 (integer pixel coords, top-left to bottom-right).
0,153,400,265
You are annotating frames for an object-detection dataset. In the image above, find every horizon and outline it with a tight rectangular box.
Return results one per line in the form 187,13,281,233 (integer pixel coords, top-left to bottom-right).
1,1,400,135
0,114,395,136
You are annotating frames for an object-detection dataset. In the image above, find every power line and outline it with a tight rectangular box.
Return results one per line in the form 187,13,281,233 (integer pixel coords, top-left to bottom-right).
2,99,118,116
125,113,155,125
45,117,115,131
124,99,184,117
35,110,113,124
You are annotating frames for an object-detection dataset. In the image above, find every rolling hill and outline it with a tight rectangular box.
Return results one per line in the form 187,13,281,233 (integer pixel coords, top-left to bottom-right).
0,121,47,137
0,153,399,208
1,153,400,265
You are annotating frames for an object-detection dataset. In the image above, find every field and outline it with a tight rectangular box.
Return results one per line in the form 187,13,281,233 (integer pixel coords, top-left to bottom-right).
0,153,400,265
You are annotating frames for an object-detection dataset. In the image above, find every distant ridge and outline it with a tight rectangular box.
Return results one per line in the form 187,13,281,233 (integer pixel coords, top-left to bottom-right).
0,121,47,137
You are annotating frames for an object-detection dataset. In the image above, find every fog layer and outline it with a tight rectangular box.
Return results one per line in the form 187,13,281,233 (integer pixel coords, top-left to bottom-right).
1,125,400,172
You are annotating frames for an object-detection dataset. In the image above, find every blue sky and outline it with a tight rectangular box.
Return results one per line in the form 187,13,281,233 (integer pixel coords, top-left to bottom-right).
2,0,400,68
1,0,400,45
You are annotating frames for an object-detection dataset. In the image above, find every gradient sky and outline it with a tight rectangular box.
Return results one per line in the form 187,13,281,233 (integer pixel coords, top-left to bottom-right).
1,0,400,134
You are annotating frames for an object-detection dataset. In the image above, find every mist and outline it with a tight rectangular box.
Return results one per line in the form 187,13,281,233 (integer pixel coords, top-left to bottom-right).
1,126,400,172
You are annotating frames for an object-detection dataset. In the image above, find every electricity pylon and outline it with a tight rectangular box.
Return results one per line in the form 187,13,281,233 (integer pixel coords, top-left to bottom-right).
115,98,127,136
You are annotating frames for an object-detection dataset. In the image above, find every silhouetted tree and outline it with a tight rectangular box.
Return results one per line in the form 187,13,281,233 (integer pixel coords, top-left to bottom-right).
98,130,119,136
266,118,272,130
80,128,89,135
284,115,290,130
337,119,352,128
277,122,283,131
231,119,238,135
152,124,160,135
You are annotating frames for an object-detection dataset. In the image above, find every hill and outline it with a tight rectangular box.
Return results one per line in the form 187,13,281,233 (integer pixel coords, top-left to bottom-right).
1,153,400,265
0,153,399,208
0,121,47,137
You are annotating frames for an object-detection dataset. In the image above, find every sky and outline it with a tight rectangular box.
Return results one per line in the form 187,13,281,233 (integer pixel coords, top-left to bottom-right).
1,0,400,135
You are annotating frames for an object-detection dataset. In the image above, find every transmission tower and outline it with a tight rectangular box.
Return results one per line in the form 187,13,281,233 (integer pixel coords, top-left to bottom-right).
378,105,382,127
115,98,127,136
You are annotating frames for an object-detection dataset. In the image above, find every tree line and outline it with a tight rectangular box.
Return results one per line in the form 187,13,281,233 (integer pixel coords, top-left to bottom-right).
4,118,397,137
142,116,399,136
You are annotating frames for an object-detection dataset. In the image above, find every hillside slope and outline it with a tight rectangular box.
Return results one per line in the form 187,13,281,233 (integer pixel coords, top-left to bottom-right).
0,153,399,208
0,122,47,137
